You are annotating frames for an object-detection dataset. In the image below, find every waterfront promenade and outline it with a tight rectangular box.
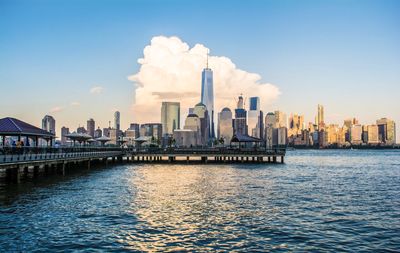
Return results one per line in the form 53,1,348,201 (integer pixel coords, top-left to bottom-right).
0,146,286,183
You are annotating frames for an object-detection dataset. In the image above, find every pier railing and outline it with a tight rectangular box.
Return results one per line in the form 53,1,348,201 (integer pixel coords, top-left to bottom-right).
0,146,286,165
0,147,123,164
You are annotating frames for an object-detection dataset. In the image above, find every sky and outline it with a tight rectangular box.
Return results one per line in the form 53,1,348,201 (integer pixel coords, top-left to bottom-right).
0,0,399,142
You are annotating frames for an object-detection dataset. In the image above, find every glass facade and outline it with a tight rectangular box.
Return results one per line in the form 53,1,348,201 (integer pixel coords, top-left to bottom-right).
161,102,180,135
201,68,215,138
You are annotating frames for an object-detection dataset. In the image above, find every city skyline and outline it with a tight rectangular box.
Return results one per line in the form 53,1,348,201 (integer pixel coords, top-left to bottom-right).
1,0,399,142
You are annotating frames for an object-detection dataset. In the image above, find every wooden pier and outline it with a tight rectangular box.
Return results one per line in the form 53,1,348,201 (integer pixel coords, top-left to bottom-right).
0,147,286,183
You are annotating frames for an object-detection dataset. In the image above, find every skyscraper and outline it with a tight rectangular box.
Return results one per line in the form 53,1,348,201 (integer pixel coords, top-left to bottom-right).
193,102,209,146
248,97,261,138
376,118,396,145
61,126,69,145
42,115,56,135
317,104,324,130
161,102,180,135
87,118,95,137
218,107,233,145
201,55,215,139
114,111,120,131
233,95,247,135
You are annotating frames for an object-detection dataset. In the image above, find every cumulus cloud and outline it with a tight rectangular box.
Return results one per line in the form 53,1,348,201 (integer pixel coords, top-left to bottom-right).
90,86,104,94
50,106,64,113
128,36,281,123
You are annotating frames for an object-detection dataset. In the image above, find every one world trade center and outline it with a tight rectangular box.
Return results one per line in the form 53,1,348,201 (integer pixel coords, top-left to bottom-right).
201,54,215,139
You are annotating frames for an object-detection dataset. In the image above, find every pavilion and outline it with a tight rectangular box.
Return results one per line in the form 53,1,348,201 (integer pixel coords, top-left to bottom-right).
230,133,263,148
0,117,55,147
64,132,92,146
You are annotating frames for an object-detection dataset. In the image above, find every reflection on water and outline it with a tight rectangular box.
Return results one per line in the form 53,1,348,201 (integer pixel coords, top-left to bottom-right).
1,150,400,251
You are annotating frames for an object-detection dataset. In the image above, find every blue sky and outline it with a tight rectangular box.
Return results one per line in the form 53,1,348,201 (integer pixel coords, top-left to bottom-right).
0,0,399,140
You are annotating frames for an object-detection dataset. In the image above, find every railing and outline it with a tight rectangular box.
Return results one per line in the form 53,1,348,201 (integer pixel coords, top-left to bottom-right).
0,146,286,165
130,147,286,156
0,147,123,164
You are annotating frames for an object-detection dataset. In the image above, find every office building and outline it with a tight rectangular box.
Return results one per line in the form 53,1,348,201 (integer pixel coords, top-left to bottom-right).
94,127,102,138
317,104,324,130
193,102,209,146
350,124,362,145
42,115,56,135
233,95,247,135
248,97,262,138
161,102,180,135
173,129,197,147
201,56,215,138
87,118,95,137
114,111,120,131
367,125,379,144
61,127,69,145
376,118,396,145
184,114,201,146
218,108,233,145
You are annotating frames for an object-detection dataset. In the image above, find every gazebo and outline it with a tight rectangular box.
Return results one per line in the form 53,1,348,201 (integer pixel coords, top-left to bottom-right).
0,117,55,147
230,133,263,148
96,136,111,146
65,132,92,146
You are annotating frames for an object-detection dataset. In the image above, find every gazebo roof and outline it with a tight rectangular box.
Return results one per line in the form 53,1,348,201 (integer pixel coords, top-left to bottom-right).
231,133,262,143
0,117,55,138
96,136,111,142
65,132,92,142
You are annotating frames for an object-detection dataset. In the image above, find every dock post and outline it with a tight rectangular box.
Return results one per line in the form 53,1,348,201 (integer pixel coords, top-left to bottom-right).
87,160,91,170
273,156,277,163
281,156,284,163
62,163,66,176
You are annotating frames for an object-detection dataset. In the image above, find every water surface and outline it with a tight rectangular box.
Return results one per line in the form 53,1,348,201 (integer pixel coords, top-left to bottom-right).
1,150,399,252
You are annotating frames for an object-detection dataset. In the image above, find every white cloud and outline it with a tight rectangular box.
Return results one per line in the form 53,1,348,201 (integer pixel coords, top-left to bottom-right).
50,106,64,113
70,101,80,106
90,86,104,94
128,36,281,123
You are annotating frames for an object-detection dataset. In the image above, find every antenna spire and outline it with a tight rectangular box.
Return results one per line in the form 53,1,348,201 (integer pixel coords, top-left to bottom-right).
206,49,209,69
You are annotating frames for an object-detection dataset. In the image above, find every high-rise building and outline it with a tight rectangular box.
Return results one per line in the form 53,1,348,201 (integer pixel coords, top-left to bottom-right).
265,112,276,149
87,118,95,137
350,124,362,145
248,97,262,138
367,125,379,144
103,127,111,137
184,114,201,146
94,127,102,138
114,111,120,131
42,115,56,135
233,95,247,135
274,111,287,128
140,123,163,140
161,102,180,136
218,108,233,145
376,118,396,145
77,126,86,134
61,127,69,145
129,123,140,138
317,104,324,130
193,102,209,146
201,58,215,138
109,129,118,145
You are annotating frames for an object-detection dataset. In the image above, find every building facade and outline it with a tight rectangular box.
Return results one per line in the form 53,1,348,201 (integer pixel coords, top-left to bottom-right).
218,107,233,145
201,65,215,138
161,102,180,136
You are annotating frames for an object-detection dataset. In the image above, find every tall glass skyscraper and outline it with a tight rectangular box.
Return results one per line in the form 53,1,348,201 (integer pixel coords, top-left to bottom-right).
114,111,120,130
161,102,180,136
248,97,261,138
201,66,215,139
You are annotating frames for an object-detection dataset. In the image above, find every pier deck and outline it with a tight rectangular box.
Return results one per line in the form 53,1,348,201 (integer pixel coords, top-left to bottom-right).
0,147,286,183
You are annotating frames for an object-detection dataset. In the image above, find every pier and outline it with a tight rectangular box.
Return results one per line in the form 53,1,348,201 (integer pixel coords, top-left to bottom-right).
0,147,286,183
